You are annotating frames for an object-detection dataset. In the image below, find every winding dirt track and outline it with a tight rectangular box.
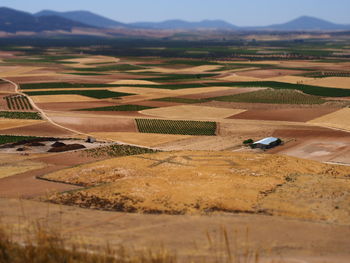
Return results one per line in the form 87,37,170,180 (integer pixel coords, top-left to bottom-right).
2,78,88,137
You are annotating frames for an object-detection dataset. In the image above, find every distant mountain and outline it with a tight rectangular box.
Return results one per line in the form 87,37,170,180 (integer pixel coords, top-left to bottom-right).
0,7,92,33
260,16,350,31
130,19,237,30
35,10,126,28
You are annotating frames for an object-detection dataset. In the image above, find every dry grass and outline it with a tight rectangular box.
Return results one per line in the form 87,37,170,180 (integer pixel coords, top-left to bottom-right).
31,95,99,103
46,151,350,224
308,108,350,131
140,105,245,120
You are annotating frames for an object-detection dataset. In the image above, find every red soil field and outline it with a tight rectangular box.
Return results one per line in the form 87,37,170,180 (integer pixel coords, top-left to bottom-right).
36,101,119,111
0,122,75,137
229,108,339,122
132,100,183,107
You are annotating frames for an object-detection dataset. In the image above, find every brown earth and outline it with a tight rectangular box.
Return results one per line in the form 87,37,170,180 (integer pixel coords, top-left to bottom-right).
36,101,119,111
236,69,306,79
48,113,137,133
132,100,184,107
0,121,76,137
229,107,340,122
1,198,350,262
0,150,107,198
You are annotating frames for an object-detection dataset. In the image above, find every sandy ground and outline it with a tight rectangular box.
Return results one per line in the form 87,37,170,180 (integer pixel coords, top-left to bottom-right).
141,105,245,120
0,119,45,131
31,95,99,103
230,107,340,122
1,198,349,262
90,132,192,147
45,151,350,226
308,108,350,131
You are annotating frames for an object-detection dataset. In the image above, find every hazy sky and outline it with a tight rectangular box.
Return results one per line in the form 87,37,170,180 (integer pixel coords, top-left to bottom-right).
1,0,349,26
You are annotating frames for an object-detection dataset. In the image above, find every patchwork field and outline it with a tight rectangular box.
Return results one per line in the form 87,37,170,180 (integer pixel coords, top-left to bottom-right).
1,39,350,261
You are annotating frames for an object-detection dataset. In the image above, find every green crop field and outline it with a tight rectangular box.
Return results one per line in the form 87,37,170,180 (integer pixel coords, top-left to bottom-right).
212,89,326,104
0,135,39,145
136,119,217,136
5,95,33,111
0,111,42,120
24,90,133,99
78,104,155,111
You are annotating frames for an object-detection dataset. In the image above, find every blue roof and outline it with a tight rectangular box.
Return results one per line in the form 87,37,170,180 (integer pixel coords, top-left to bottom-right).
253,137,279,145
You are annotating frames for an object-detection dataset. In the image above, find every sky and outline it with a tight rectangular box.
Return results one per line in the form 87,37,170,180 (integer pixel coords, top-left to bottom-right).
0,0,349,26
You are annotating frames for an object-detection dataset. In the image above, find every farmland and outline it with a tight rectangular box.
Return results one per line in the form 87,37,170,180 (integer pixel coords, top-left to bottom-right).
0,36,350,262
0,111,42,120
136,119,217,135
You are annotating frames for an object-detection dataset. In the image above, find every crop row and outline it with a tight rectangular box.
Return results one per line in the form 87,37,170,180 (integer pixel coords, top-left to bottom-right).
0,111,42,120
136,119,217,136
4,95,33,111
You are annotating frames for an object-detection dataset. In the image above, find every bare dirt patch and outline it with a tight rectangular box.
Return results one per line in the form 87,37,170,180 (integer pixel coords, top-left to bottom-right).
48,113,137,133
36,101,118,111
0,121,76,137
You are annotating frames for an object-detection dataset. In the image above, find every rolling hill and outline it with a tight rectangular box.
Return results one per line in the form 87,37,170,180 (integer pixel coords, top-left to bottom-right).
0,7,93,33
35,10,126,28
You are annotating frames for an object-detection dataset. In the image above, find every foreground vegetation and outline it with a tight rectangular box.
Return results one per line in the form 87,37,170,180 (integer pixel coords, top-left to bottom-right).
136,119,217,136
0,111,42,120
0,224,176,263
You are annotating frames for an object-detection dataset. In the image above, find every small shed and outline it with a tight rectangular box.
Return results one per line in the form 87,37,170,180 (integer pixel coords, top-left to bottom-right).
251,137,281,150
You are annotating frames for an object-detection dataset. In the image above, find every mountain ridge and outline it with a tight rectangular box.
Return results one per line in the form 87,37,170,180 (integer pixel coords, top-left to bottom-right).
1,7,349,33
